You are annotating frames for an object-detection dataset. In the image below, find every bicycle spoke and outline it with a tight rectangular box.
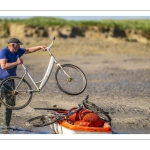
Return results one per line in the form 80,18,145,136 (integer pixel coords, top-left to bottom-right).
1,83,13,93
26,114,62,127
56,64,87,95
0,77,32,110
26,104,83,128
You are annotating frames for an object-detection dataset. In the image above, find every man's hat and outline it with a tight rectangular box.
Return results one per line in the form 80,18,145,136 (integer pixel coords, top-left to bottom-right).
8,38,23,45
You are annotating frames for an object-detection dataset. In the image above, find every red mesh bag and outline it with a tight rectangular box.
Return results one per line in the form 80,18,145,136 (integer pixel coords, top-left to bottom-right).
69,108,105,127
68,107,79,121
78,109,105,127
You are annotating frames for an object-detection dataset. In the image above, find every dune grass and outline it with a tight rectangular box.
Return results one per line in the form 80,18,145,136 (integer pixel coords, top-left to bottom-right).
1,17,150,32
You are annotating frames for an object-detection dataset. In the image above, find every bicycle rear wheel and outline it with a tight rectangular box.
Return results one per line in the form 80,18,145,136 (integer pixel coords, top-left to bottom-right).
55,64,87,95
83,99,111,123
26,114,62,127
0,76,32,110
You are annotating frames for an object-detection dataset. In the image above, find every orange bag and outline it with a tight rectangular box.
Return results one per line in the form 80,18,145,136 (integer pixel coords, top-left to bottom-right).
68,107,79,121
69,108,105,127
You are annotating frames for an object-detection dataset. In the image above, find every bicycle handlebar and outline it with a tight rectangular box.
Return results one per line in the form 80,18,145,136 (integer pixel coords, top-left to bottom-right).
65,96,89,118
46,36,55,53
66,104,83,117
48,104,83,121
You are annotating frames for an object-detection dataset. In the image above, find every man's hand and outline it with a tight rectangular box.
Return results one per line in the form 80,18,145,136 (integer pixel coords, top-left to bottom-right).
40,46,47,51
16,57,23,65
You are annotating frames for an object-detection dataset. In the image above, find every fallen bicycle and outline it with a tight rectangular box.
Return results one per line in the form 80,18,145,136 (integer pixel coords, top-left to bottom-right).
26,95,113,134
49,109,112,134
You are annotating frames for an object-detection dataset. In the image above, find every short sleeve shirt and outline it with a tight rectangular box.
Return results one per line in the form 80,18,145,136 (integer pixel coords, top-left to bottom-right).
0,47,26,79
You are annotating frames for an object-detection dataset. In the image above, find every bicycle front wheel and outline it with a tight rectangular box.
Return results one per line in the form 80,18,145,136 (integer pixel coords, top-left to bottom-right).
26,114,61,127
55,64,87,95
0,76,32,110
83,100,111,123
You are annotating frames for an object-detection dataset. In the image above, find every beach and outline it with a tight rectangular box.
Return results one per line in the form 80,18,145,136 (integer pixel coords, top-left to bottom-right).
0,37,150,134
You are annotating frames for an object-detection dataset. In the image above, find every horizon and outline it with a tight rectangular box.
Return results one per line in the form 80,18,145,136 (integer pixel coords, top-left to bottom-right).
1,16,150,21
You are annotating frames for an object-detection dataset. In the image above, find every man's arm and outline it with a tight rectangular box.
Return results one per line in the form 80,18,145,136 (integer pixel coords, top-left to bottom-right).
24,46,47,54
0,58,23,70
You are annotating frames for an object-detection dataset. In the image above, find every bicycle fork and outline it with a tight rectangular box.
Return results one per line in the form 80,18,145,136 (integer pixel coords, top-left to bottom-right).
57,64,73,82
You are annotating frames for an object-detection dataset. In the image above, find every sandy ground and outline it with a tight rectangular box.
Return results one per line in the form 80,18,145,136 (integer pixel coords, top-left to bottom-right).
1,37,150,134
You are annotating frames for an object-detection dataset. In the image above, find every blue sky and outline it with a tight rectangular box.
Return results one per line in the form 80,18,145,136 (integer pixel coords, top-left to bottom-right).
1,16,150,21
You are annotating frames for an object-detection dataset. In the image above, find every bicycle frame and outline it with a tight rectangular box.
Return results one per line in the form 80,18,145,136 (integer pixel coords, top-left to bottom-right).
16,37,71,92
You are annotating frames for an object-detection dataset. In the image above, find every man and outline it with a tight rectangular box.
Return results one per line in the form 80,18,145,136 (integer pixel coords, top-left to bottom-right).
0,38,47,131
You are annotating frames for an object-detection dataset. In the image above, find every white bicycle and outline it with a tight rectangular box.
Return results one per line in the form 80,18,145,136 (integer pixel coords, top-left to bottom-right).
0,37,87,110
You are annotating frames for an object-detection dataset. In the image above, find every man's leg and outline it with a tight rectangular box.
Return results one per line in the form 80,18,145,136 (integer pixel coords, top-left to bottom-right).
2,80,15,128
4,108,12,127
1,108,12,133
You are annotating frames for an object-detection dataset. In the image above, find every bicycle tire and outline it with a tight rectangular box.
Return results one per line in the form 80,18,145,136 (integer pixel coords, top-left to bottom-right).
0,76,32,110
55,64,87,95
83,100,111,122
26,114,61,127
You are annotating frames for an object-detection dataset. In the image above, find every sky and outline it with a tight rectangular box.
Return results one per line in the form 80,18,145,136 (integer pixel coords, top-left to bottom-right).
1,16,150,21
58,16,150,21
